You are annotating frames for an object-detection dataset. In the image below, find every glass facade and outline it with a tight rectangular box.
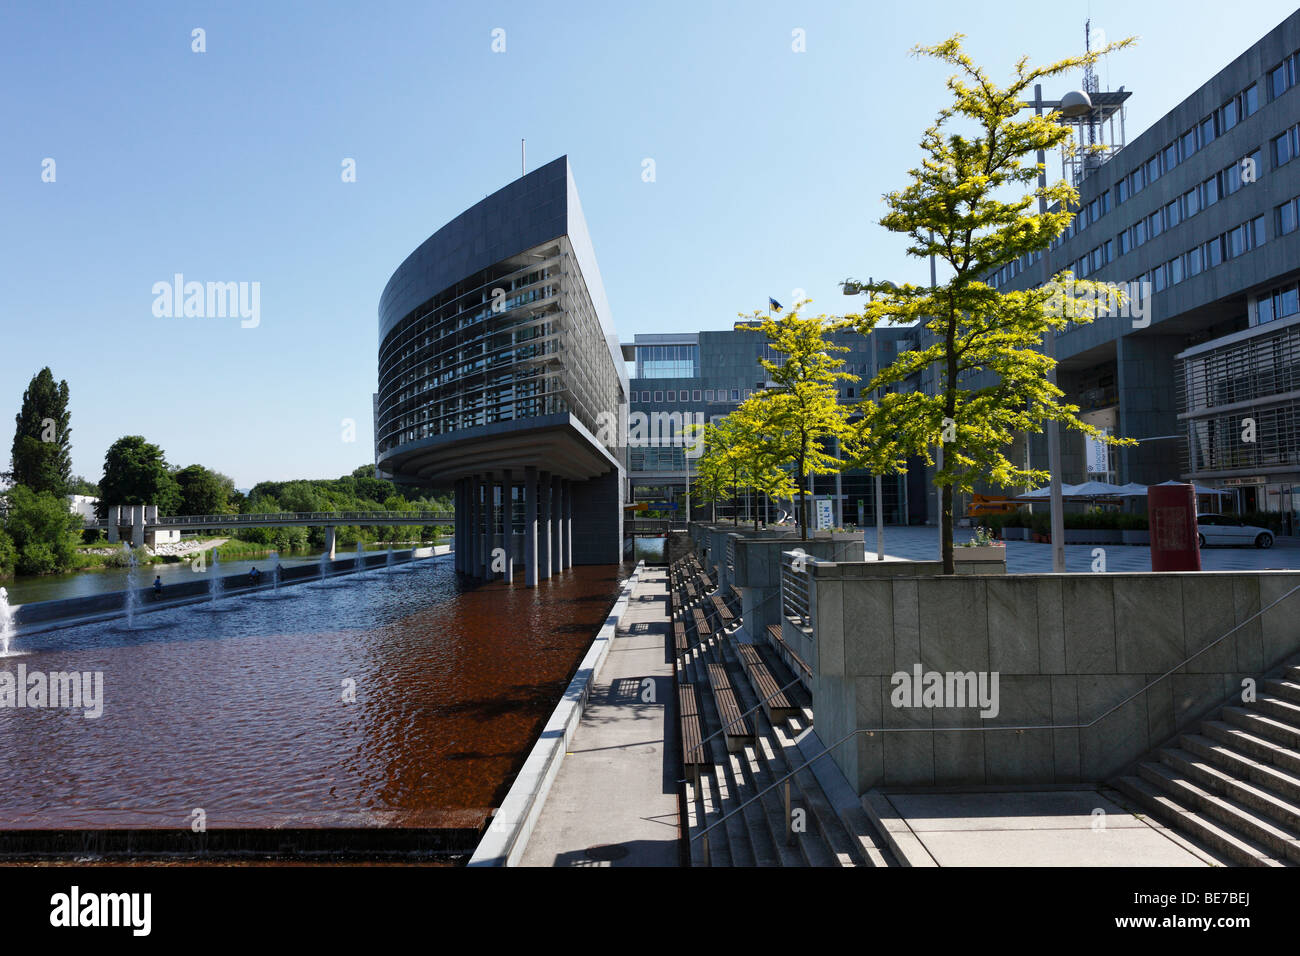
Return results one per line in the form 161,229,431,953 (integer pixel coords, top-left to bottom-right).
376,237,621,459
636,344,699,379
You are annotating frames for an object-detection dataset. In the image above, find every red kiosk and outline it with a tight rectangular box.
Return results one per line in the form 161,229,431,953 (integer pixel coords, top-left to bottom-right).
1148,482,1201,572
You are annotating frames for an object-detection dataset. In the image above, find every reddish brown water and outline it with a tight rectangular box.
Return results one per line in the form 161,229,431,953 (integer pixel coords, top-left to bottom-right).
0,558,630,832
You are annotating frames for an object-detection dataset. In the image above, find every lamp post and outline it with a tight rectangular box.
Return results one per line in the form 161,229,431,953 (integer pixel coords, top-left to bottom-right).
1033,84,1093,573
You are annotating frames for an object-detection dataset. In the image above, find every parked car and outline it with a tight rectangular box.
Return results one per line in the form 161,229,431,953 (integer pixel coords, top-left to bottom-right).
1196,514,1274,549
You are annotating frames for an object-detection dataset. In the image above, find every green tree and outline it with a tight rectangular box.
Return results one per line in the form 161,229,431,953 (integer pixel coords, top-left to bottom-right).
729,397,797,530
173,464,230,516
9,367,72,495
3,484,82,575
98,436,181,516
741,303,856,540
851,35,1135,573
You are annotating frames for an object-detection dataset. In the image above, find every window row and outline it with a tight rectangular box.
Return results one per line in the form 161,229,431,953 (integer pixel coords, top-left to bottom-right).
1256,280,1300,325
1133,215,1266,294
633,388,750,403
1270,50,1300,100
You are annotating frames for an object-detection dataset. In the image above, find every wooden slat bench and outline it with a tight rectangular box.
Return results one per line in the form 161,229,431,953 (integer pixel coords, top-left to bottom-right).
707,663,752,751
737,643,799,724
679,684,706,785
709,594,734,630
691,607,713,642
766,624,812,680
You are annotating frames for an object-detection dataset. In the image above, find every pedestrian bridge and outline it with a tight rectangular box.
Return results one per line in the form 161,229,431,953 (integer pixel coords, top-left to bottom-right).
97,505,454,553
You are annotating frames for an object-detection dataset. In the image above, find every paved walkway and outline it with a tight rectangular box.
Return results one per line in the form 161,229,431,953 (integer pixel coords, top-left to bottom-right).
520,568,679,866
872,789,1218,866
867,526,1300,573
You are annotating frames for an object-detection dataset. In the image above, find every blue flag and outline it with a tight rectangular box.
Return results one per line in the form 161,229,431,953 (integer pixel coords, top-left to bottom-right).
768,297,782,312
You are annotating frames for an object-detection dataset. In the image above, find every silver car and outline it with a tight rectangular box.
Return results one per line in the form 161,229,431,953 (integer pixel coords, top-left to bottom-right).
1196,514,1275,549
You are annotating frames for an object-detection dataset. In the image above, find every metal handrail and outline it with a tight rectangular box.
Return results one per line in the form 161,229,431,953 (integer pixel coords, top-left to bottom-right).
99,510,454,526
689,579,1300,845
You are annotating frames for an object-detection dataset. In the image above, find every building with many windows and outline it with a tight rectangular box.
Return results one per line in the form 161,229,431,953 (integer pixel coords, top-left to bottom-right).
624,325,925,526
375,156,627,578
984,10,1300,523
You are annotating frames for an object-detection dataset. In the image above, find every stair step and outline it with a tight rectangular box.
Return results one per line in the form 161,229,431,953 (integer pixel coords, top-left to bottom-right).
1181,733,1300,805
1202,720,1300,777
1224,707,1300,749
1255,695,1300,727
1160,747,1300,831
1114,773,1284,867
1285,664,1300,684
1144,756,1300,863
1262,679,1300,706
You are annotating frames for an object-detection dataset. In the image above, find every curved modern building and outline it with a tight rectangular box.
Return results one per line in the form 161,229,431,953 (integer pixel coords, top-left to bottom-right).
376,156,626,583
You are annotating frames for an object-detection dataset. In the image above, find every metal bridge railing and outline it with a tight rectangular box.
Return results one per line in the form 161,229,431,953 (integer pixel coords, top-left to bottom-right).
99,510,455,527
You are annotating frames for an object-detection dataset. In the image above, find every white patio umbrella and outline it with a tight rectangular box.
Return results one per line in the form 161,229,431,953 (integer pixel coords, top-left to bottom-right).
1154,479,1231,497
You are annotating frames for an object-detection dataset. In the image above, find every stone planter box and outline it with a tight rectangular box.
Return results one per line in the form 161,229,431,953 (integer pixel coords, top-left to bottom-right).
1122,529,1150,545
954,545,1007,572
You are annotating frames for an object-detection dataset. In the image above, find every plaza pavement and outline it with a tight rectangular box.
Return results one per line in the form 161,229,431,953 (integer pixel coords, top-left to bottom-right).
865,525,1300,573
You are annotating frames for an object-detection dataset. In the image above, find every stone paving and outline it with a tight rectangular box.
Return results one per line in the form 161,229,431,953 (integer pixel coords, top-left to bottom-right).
865,525,1300,573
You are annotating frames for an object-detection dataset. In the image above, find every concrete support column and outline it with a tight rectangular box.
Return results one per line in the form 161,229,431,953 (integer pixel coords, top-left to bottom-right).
456,479,466,574
525,466,539,587
472,474,486,579
551,476,562,573
325,525,337,561
563,479,573,570
538,470,552,580
107,505,120,544
468,476,479,578
501,470,514,583
453,480,461,573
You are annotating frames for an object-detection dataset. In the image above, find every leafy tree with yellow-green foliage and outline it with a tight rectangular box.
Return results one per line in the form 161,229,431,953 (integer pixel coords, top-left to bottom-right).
849,35,1135,573
740,304,856,541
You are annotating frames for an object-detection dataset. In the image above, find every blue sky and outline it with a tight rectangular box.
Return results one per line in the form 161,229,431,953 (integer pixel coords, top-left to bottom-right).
2,0,1296,488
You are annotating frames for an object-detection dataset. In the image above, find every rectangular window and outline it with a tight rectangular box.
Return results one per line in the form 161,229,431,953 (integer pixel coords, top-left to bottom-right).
1117,229,1130,255
665,390,675,402
653,391,663,402
730,389,740,401
1279,199,1298,235
1163,143,1178,173
1276,130,1293,168
1281,286,1300,317
1169,256,1184,284
1099,191,1111,215
1131,168,1144,195
1200,115,1216,147
1220,98,1238,132
1253,215,1266,248
1184,187,1200,217
1103,238,1113,263
1258,294,1275,324
1135,219,1147,246
1117,179,1128,203
1203,175,1219,207
692,389,702,402
1180,127,1197,160
704,389,714,401
1186,245,1203,276
1243,83,1259,116
1148,211,1163,239
1228,224,1245,258
1145,156,1161,184
1153,263,1167,292
1205,237,1223,268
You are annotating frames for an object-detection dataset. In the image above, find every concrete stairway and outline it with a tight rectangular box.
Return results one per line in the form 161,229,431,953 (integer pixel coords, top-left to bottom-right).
1112,663,1300,866
677,619,895,867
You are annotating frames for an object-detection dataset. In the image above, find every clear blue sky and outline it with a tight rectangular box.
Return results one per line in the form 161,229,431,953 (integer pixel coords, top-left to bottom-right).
2,0,1295,488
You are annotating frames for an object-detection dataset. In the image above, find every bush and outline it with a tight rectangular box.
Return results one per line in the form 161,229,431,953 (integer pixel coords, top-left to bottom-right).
0,530,15,578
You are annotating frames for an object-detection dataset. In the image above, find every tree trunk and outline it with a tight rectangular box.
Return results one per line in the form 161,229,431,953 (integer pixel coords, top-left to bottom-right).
942,484,954,574
797,461,808,542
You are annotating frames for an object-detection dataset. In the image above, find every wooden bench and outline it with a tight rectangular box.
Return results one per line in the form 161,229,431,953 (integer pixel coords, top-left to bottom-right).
691,607,713,641
674,620,689,653
707,663,751,751
679,684,706,785
738,643,799,724
766,624,812,680
709,594,734,630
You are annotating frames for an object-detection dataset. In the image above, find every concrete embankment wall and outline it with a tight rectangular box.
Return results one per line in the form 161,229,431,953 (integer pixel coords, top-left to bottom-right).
809,566,1300,794
11,545,450,633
